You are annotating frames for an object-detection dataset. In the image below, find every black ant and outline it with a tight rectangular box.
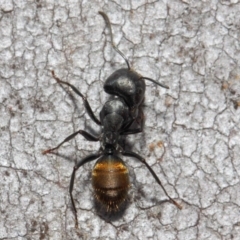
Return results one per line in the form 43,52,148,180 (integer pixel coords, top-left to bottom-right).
43,11,182,228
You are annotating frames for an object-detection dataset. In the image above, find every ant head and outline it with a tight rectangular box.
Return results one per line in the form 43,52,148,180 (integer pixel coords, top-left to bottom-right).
104,68,146,109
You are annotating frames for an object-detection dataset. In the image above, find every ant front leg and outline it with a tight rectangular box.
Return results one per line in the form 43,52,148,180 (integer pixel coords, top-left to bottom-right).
122,150,182,210
42,130,99,154
69,152,101,228
121,108,144,135
51,70,101,126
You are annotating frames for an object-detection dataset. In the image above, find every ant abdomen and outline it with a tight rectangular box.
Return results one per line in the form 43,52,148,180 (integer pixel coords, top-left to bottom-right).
92,155,129,211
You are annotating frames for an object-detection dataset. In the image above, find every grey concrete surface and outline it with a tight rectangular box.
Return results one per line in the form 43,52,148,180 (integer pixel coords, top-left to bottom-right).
0,0,240,239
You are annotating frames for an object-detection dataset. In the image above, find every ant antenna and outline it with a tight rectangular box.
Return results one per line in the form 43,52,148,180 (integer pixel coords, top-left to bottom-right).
99,11,131,70
99,11,169,90
140,77,169,89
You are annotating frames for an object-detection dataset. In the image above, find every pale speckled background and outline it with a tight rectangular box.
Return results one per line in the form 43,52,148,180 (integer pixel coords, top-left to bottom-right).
1,0,240,239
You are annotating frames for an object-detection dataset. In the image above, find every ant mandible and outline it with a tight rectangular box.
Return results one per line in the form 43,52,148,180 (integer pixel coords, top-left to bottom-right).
43,11,182,228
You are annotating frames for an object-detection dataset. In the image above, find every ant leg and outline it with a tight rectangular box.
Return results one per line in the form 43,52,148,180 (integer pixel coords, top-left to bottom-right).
51,70,101,126
121,108,144,135
122,150,182,210
120,125,143,135
42,130,99,154
69,152,101,228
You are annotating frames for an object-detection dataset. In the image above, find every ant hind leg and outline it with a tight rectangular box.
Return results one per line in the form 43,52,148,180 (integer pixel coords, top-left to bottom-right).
69,152,101,228
122,150,182,210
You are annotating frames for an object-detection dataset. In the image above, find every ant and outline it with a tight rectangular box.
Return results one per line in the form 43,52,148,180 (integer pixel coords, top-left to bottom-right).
43,11,182,228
